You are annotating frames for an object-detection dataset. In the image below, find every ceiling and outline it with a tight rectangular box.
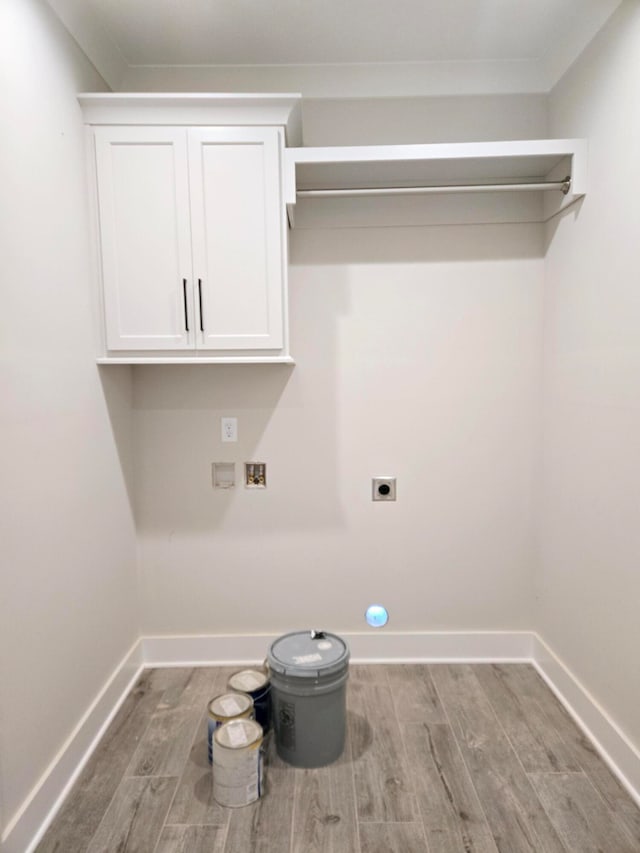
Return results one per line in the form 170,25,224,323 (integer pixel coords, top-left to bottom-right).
48,0,622,96
83,0,615,66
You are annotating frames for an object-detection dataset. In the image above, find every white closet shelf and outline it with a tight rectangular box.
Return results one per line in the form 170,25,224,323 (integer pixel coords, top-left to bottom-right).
284,139,587,228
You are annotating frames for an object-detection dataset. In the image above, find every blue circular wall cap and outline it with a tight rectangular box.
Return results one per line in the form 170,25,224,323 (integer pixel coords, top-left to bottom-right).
365,604,389,628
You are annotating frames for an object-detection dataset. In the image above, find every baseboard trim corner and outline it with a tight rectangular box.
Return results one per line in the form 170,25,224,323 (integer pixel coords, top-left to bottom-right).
3,638,143,853
532,633,640,809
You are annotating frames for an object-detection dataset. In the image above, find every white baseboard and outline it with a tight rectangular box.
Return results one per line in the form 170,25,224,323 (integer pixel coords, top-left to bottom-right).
2,639,144,853
142,630,534,666
532,634,640,810
6,630,639,853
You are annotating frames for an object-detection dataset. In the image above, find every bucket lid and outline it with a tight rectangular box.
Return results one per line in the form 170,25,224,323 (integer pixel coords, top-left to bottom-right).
228,669,269,693
208,692,253,720
214,718,263,750
267,630,350,678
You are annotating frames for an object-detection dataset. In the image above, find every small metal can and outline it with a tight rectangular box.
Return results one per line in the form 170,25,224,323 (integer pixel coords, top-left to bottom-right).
212,718,264,807
228,668,271,734
207,692,254,765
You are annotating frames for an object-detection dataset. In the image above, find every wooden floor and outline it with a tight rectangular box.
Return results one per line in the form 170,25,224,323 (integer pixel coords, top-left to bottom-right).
37,664,640,853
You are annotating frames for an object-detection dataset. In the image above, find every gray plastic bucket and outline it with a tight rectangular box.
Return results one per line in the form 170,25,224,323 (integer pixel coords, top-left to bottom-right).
267,630,349,768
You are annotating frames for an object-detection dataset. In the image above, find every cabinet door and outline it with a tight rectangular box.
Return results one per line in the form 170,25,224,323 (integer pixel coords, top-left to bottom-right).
94,127,194,350
188,128,284,350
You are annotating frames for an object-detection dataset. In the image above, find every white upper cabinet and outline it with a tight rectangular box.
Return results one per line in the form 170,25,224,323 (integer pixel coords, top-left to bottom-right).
81,94,302,363
94,127,194,351
188,128,283,351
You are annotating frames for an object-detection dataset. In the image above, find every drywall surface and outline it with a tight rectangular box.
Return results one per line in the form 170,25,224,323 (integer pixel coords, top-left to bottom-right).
301,95,548,146
127,88,547,640
134,223,544,636
115,71,551,146
0,0,138,834
540,0,640,753
121,61,548,100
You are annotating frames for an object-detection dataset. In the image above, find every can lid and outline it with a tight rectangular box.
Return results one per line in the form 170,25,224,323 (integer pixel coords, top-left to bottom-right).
214,718,263,750
228,669,269,693
267,630,350,678
209,692,253,720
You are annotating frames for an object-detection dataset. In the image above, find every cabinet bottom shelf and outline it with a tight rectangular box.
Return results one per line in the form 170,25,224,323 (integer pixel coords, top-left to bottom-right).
97,356,295,365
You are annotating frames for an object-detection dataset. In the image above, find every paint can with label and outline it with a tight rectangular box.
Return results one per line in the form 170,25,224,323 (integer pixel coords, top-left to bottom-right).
267,630,350,768
207,692,254,765
212,718,264,807
228,668,271,733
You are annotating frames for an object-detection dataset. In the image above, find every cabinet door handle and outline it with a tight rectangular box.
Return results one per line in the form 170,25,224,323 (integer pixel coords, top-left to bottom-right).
182,279,189,332
198,279,204,332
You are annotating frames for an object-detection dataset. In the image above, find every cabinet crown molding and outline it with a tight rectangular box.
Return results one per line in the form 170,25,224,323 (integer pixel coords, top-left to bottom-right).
78,93,303,146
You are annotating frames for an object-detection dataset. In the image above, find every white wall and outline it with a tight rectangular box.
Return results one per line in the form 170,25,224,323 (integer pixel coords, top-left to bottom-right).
0,0,139,838
301,95,548,146
539,0,640,752
128,83,547,641
124,79,548,642
120,60,546,100
113,53,550,146
135,222,544,636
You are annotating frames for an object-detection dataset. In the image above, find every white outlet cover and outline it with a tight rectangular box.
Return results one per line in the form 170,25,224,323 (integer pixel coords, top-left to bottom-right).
221,417,238,443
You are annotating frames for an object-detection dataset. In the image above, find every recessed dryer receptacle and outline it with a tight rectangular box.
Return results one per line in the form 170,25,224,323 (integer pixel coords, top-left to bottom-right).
372,477,396,501
245,462,266,488
212,462,235,489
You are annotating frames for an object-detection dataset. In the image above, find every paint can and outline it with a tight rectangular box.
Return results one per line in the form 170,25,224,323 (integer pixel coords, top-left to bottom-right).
207,692,254,765
228,668,271,733
267,630,350,768
212,718,264,807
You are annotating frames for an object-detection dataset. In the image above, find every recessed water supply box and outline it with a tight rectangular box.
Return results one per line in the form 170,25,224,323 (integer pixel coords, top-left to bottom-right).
267,630,350,768
245,461,266,487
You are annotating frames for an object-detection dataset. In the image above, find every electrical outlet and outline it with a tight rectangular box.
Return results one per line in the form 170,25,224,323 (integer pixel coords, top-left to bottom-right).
372,477,396,501
221,417,238,443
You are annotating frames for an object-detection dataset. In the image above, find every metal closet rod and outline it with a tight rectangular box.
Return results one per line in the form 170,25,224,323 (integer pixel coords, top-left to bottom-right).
297,176,572,198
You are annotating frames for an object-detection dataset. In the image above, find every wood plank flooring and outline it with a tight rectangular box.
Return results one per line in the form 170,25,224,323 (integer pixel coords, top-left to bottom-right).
37,664,640,853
